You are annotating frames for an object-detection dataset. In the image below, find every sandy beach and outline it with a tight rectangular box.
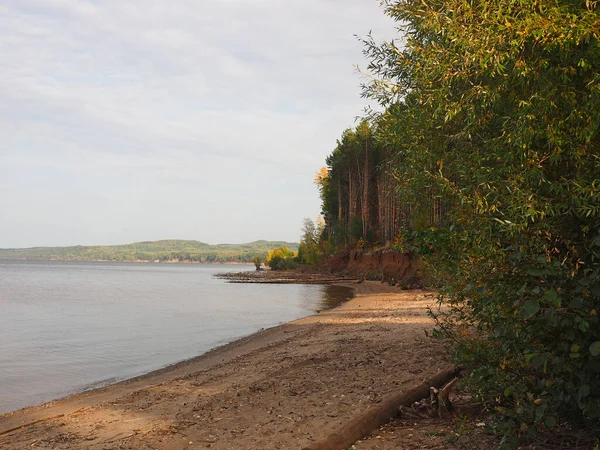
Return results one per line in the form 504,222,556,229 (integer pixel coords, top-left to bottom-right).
0,282,453,449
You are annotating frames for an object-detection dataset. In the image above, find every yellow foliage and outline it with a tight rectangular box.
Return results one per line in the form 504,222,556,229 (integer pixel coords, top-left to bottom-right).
314,166,329,186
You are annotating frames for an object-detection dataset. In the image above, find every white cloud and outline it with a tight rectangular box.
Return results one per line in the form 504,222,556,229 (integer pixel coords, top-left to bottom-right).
0,0,396,247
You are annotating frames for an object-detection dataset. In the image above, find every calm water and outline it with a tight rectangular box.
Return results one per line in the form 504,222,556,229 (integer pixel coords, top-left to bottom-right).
0,260,352,413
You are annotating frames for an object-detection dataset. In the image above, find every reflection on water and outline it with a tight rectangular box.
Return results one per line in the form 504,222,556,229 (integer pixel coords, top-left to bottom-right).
312,284,355,311
0,261,353,414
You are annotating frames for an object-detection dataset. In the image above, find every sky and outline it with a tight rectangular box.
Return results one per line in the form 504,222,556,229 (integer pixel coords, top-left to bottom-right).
0,0,396,248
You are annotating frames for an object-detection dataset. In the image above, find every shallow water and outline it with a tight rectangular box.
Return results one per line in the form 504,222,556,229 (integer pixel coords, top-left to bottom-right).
0,260,353,413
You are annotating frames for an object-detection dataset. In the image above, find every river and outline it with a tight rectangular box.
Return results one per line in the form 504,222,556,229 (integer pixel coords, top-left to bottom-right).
0,260,352,413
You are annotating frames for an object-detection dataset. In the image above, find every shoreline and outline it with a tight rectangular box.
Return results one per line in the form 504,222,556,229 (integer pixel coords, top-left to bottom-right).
0,259,255,265
1,282,448,449
0,278,357,422
72,283,357,400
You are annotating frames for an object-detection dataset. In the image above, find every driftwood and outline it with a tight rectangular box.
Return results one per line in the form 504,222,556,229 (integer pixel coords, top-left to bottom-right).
400,377,459,419
303,367,460,450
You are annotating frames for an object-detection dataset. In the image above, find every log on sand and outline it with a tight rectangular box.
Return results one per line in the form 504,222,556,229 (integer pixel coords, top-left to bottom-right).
303,367,460,450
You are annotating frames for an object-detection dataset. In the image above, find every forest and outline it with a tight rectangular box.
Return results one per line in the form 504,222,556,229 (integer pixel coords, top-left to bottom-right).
309,0,600,446
0,240,299,264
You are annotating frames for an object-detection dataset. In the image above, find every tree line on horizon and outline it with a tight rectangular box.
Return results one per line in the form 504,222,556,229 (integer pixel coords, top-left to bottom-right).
312,0,600,446
0,240,299,264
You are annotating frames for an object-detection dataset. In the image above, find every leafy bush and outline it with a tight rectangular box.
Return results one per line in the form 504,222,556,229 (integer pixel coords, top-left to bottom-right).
359,0,600,445
265,246,297,270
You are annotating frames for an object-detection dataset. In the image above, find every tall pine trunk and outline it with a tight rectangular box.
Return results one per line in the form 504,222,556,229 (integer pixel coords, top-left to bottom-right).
362,137,369,241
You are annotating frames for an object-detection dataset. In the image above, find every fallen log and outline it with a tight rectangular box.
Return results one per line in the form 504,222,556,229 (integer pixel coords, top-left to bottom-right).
303,367,460,450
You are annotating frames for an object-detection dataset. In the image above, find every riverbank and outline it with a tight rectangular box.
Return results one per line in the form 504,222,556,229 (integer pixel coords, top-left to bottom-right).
215,269,360,284
1,282,454,449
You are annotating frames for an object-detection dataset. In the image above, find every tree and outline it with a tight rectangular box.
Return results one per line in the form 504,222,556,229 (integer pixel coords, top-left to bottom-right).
356,0,600,443
318,121,395,251
298,217,325,266
265,246,297,270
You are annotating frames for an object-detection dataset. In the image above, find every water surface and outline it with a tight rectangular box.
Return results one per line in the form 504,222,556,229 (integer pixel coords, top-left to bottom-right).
0,260,352,413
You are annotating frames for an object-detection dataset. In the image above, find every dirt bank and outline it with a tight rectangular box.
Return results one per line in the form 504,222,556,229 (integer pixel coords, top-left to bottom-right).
0,283,450,449
323,248,419,285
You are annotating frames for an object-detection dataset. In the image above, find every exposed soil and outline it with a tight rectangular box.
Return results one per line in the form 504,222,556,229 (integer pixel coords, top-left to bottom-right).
322,248,419,285
0,281,487,450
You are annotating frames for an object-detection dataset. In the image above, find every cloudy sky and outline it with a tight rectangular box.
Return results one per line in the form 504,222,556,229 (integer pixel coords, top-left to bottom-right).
0,0,395,248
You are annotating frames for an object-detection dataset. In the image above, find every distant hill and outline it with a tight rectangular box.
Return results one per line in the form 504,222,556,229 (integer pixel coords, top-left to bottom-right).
0,240,299,264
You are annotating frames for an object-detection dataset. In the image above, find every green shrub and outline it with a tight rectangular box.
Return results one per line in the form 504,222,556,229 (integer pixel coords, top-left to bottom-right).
265,246,297,270
360,0,600,444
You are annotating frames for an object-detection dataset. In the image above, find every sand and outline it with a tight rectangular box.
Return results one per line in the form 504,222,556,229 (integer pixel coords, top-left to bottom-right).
0,282,452,449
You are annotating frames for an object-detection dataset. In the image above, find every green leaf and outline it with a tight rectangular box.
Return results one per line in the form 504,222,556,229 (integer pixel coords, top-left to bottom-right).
589,341,600,357
569,297,585,310
531,354,544,370
544,289,560,307
527,268,543,276
578,384,590,399
522,300,540,317
544,416,557,428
